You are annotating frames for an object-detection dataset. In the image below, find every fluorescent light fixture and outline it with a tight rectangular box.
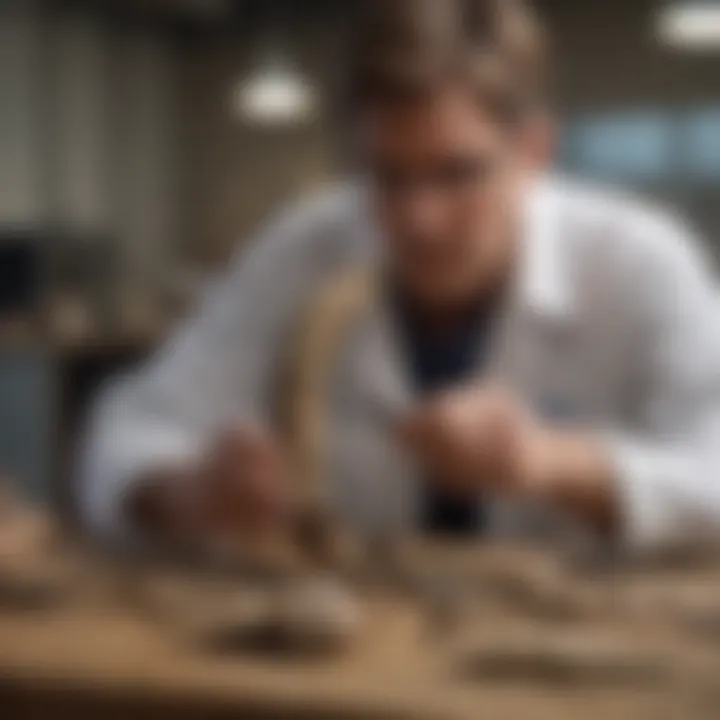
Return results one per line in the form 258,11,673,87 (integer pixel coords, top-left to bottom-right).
657,3,720,50
233,60,319,127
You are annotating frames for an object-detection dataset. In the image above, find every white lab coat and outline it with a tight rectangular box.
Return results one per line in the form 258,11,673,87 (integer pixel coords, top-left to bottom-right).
80,175,720,550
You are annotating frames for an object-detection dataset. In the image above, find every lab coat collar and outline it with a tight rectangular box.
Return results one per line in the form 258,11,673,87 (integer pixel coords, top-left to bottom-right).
515,174,574,323
359,171,575,325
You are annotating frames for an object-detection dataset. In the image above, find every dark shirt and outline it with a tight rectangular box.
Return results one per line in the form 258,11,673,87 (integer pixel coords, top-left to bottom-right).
393,289,501,537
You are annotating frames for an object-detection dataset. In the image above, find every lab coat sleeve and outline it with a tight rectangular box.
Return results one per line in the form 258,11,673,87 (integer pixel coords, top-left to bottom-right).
79,190,355,542
606,217,720,550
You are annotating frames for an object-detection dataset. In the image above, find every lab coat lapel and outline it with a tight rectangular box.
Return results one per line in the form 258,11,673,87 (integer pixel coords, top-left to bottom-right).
480,175,573,389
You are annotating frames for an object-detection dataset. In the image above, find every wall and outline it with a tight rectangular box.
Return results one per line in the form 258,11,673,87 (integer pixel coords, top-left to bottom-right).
0,0,181,292
0,1,44,228
177,18,341,264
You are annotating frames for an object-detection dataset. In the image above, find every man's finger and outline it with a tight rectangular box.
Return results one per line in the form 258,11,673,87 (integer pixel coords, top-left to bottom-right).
396,390,453,439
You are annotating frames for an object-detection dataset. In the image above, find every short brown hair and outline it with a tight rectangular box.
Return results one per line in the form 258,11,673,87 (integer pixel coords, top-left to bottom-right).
347,0,547,124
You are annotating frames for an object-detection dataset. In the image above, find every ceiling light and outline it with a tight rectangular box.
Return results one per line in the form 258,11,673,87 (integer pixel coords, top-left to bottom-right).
657,3,720,50
233,59,319,127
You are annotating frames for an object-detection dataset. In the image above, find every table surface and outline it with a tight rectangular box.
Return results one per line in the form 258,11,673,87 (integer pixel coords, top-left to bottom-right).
1,542,720,720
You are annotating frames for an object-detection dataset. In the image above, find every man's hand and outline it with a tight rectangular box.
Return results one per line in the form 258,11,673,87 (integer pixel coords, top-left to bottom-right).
126,426,295,545
398,386,545,494
192,426,294,539
398,386,619,533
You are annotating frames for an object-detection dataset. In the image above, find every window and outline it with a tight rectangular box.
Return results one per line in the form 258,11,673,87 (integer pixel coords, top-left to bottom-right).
561,112,674,183
682,107,720,181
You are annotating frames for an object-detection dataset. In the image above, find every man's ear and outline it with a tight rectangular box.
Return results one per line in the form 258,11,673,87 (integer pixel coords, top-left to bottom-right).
522,112,556,171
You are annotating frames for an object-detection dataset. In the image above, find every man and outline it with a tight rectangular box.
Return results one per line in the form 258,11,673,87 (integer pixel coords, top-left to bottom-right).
82,0,720,552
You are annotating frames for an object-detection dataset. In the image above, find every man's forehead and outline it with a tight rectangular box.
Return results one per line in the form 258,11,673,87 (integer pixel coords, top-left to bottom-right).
359,85,507,155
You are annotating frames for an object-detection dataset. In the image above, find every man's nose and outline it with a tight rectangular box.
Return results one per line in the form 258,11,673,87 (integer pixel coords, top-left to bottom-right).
396,188,449,238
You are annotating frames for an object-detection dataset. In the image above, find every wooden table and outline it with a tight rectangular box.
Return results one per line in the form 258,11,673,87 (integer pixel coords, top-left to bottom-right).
1,544,720,719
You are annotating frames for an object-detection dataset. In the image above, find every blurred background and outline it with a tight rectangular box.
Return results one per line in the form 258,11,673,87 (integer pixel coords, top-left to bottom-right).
0,0,718,513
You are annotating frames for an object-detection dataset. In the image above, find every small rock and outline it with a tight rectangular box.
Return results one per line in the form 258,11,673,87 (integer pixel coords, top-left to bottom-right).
272,575,362,656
